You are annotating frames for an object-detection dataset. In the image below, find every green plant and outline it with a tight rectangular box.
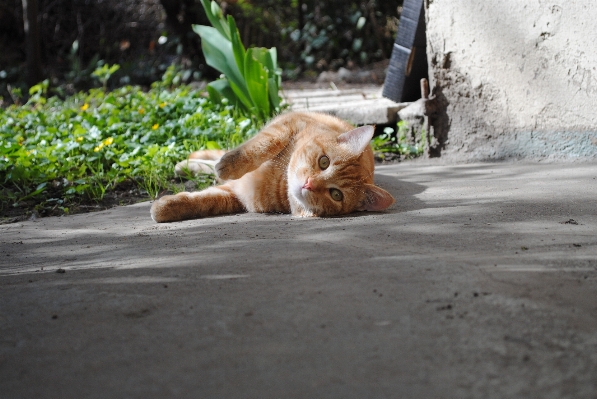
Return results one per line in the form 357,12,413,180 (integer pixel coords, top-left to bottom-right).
160,64,186,88
65,40,101,90
8,86,24,106
193,0,282,122
371,121,425,159
92,63,121,91
138,170,166,200
27,80,50,105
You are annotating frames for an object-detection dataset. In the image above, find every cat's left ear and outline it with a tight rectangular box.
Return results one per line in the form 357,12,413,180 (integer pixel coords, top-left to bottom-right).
359,184,395,212
337,125,375,155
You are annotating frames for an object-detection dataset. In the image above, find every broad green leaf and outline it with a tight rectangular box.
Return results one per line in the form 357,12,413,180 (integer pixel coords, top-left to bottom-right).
206,82,223,104
228,16,246,74
199,0,230,40
207,79,245,111
244,48,270,118
228,79,253,111
249,47,270,71
269,48,282,86
192,25,251,104
265,48,282,110
265,48,277,79
268,77,281,110
250,47,281,94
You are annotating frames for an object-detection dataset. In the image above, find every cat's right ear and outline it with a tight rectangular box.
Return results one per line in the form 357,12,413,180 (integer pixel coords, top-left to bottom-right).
337,125,375,155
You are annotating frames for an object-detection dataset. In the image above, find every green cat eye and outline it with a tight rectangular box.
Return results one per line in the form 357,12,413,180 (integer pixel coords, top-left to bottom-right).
329,188,343,201
319,155,330,170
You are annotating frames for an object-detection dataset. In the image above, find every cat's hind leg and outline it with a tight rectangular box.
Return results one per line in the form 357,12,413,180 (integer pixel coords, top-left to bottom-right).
150,184,244,223
188,149,227,161
175,149,227,177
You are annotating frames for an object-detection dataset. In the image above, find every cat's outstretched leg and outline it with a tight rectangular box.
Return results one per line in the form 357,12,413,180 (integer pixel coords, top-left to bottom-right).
150,184,244,223
216,113,306,180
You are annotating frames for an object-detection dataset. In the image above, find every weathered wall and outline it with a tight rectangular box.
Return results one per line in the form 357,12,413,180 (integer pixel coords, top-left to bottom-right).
425,0,597,160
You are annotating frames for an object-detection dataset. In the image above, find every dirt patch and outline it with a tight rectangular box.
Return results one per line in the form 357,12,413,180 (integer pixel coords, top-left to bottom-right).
0,179,151,224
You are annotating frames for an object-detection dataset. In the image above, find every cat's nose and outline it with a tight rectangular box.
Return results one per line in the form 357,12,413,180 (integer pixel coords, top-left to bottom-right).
302,177,314,191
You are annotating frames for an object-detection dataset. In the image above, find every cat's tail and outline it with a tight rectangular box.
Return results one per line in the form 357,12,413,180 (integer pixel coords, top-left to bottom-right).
174,149,227,177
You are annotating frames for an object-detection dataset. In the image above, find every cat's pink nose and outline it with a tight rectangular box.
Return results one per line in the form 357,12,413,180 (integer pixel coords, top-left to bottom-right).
302,177,314,191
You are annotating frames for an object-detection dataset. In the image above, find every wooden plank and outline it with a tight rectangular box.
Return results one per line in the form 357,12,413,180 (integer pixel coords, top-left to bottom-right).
382,0,424,102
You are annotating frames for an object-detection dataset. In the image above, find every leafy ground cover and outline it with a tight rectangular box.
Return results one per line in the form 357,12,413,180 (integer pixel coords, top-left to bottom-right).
0,75,258,222
371,121,425,162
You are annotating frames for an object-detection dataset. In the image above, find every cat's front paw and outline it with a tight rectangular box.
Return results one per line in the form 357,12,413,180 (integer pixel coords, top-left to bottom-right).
150,194,192,223
215,150,245,180
150,196,172,223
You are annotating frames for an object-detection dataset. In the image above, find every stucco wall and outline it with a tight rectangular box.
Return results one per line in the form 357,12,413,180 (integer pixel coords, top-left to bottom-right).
425,0,597,160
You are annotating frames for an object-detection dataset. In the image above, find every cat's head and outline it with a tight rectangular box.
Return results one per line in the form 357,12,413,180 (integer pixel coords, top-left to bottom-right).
288,125,395,216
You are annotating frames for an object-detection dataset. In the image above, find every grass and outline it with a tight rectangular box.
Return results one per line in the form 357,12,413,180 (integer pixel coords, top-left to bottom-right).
0,77,258,220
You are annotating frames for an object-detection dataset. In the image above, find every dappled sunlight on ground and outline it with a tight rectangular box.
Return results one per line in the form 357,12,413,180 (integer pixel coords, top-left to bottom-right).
1,162,596,398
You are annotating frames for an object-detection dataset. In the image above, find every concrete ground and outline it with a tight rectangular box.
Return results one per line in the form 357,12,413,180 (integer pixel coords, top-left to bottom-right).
1,161,596,399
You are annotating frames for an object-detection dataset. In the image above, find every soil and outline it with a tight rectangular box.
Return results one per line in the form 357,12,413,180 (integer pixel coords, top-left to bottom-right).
0,178,152,225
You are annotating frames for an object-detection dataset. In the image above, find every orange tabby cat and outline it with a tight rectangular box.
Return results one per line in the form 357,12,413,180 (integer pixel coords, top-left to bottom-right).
150,111,394,222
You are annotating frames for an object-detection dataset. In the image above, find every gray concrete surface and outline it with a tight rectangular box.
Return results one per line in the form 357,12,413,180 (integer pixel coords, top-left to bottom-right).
1,161,596,398
426,1,597,160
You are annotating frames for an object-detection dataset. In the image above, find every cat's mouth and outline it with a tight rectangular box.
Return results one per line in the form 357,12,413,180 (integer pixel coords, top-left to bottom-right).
289,176,310,207
293,186,310,204
299,188,314,204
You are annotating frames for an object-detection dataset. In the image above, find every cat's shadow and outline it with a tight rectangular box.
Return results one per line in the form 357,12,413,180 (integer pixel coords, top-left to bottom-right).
374,171,427,214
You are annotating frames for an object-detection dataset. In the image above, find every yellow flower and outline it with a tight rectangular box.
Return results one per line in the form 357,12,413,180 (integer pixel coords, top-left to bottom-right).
138,108,145,114
159,102,167,108
81,103,89,111
103,137,114,146
152,124,159,130
93,142,104,152
76,137,84,142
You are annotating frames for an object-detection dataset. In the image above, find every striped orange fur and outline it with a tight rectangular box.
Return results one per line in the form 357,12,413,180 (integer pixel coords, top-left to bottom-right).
150,112,394,222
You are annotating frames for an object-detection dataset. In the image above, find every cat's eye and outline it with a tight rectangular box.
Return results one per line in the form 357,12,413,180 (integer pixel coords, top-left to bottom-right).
329,188,343,201
318,155,330,170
